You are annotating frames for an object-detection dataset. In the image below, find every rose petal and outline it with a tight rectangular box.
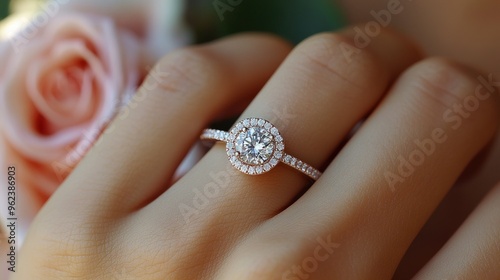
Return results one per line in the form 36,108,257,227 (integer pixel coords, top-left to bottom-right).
41,14,141,106
27,40,105,129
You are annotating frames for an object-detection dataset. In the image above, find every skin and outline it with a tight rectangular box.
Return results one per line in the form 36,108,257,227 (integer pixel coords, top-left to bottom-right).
338,0,500,74
339,1,500,277
12,24,500,280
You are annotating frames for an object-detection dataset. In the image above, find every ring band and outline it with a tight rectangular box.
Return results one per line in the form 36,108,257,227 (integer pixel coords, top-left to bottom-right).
201,117,322,180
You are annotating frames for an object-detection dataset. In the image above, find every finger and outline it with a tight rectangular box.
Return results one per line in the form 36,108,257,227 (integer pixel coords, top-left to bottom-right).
394,134,500,277
236,58,499,279
157,28,419,218
414,182,500,280
142,28,420,278
46,34,292,214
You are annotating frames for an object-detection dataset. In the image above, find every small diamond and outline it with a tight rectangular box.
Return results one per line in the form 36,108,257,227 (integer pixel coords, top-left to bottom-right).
234,161,242,168
291,158,297,166
236,123,243,130
270,158,278,165
307,167,313,174
256,166,263,173
264,163,271,171
274,151,283,159
271,127,279,135
277,143,285,151
250,118,258,126
264,123,272,129
241,165,248,172
243,119,250,127
284,155,291,163
301,165,308,172
248,166,255,174
296,161,303,168
276,135,283,142
258,119,265,126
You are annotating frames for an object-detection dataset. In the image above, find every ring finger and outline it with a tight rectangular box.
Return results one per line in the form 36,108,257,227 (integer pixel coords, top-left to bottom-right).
140,27,421,277
242,58,499,279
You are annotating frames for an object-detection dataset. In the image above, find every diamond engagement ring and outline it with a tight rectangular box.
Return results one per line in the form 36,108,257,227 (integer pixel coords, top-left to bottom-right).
201,117,322,180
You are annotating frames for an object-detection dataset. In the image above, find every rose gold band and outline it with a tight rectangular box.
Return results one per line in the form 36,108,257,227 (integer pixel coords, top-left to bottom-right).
201,125,322,181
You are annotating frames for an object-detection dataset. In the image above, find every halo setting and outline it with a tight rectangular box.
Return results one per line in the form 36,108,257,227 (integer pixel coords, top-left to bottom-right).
201,117,322,180
226,118,284,175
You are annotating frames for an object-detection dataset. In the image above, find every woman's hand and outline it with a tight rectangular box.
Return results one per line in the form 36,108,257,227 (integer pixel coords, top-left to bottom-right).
14,27,500,279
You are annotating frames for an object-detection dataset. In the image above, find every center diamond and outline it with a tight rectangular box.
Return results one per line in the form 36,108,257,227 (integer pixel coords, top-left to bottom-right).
235,127,275,165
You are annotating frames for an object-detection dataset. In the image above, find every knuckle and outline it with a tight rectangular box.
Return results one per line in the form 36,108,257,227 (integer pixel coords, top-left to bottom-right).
408,58,477,106
410,58,477,105
30,218,110,278
148,47,221,96
295,32,382,94
407,57,499,127
31,241,96,279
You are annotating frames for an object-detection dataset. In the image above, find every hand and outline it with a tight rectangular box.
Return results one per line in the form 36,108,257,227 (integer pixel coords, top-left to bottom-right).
14,27,500,279
339,0,500,74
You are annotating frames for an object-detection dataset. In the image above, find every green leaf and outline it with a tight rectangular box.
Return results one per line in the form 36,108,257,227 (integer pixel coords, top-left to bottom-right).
0,0,9,20
214,0,347,44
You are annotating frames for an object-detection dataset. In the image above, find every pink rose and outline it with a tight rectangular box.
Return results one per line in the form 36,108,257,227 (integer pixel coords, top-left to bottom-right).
0,0,190,203
0,3,190,278
1,12,140,199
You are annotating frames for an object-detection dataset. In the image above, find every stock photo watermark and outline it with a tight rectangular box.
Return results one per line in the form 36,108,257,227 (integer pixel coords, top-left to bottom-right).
340,0,411,63
213,0,245,21
178,162,238,224
270,106,297,128
9,0,71,53
5,166,17,273
282,235,340,280
179,106,298,224
385,73,500,191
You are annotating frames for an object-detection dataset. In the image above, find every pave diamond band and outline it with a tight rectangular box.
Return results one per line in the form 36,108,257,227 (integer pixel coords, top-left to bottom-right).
201,118,322,180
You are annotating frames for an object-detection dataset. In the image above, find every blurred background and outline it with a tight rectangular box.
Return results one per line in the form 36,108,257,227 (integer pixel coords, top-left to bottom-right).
0,1,8,21
0,0,346,44
186,0,346,44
